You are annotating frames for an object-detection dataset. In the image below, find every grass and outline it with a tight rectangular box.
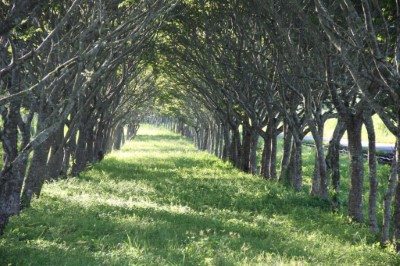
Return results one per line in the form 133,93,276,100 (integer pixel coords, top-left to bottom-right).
0,125,398,265
323,114,396,144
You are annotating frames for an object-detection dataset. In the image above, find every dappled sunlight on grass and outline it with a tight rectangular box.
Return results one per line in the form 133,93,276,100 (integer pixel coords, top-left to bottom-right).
0,125,397,265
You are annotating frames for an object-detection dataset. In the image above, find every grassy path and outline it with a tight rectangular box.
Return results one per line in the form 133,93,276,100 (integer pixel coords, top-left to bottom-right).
0,125,397,265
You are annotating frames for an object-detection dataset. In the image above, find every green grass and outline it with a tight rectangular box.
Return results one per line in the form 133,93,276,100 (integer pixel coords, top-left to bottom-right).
0,125,397,265
324,114,396,144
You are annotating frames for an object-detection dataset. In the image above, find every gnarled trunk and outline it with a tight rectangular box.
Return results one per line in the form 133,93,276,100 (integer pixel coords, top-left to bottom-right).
21,109,53,208
326,119,346,212
309,119,328,199
0,97,26,232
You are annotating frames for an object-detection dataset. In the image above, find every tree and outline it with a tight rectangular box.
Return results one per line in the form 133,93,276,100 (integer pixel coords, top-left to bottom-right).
0,0,177,232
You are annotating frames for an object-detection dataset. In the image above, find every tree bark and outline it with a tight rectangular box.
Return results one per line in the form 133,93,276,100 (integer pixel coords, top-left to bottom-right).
241,123,252,172
363,113,379,233
214,124,220,157
0,97,25,232
222,125,230,161
289,139,303,191
326,119,346,212
85,122,95,163
309,118,328,199
46,125,65,181
230,126,241,168
381,144,397,244
72,124,88,175
346,115,364,223
261,134,271,179
249,129,259,175
0,156,28,233
279,122,292,183
0,0,51,36
113,124,124,150
21,106,51,208
202,127,209,151
393,110,400,251
269,120,278,180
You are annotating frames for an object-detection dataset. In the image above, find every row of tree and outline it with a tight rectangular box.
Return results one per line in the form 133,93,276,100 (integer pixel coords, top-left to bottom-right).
152,0,400,248
0,0,177,232
1,0,400,252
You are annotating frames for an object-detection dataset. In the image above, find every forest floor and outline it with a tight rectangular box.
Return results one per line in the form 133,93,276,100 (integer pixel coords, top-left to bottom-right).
0,125,398,265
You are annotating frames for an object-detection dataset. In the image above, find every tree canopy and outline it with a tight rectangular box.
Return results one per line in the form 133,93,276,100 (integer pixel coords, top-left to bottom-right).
1,0,400,252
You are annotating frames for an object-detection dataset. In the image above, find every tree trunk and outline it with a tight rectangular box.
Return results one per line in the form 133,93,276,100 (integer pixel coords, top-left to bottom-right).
214,124,221,157
279,122,292,183
289,139,302,191
269,120,278,180
364,113,379,233
209,124,215,153
261,135,271,179
311,152,321,196
0,157,28,233
310,119,328,199
178,121,184,135
60,133,75,178
72,125,88,175
114,124,124,150
17,109,34,180
121,126,126,146
127,124,137,140
249,129,259,175
105,122,115,154
326,119,346,212
46,125,65,181
393,110,400,251
262,118,276,179
0,98,24,232
202,127,209,151
193,128,198,148
230,126,241,168
222,125,230,161
346,116,364,223
382,145,397,244
241,124,252,172
85,123,95,163
94,119,105,162
21,113,52,208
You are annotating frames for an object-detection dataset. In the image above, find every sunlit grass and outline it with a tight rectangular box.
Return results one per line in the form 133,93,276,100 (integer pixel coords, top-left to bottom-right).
324,114,396,144
0,125,397,265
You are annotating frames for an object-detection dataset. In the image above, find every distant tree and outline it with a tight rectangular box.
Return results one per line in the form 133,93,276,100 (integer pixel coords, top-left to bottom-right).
0,0,177,232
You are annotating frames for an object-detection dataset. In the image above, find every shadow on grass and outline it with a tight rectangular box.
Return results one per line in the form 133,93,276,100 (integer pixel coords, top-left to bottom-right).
92,155,372,247
135,134,184,142
0,130,396,265
0,190,314,266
